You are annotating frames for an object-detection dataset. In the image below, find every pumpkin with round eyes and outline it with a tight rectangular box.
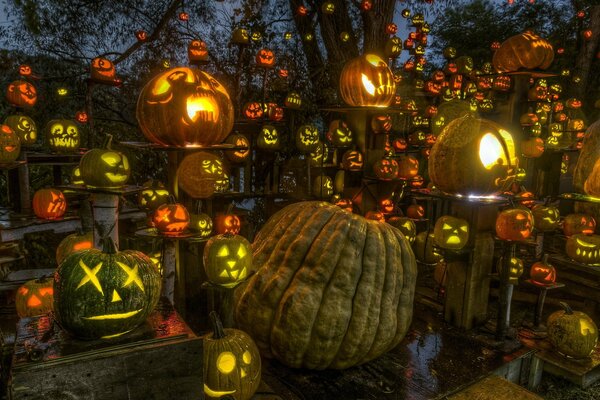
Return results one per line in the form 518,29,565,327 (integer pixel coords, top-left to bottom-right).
33,188,66,220
495,208,534,241
497,256,524,285
153,202,190,236
232,28,250,45
529,254,556,285
177,152,230,199
137,67,234,147
433,215,470,250
547,302,598,359
256,48,275,68
56,231,94,265
313,174,333,199
327,120,353,147
16,277,54,318
296,124,320,153
138,180,170,212
373,157,399,181
566,234,600,266
563,213,596,236
225,133,250,163
532,204,560,232
71,166,84,185
204,234,252,287
387,217,416,243
54,238,161,340
188,40,209,63
341,149,364,171
6,80,37,108
203,312,261,400
0,125,21,163
4,115,37,145
492,31,554,73
46,119,80,153
339,54,396,107
256,125,279,151
215,213,241,235
79,135,130,189
189,211,213,238
90,57,116,82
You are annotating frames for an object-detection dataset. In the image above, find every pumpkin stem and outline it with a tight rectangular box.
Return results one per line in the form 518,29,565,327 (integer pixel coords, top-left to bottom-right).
102,134,113,150
226,202,234,215
167,194,178,204
100,236,118,255
559,301,574,315
209,311,227,339
541,253,549,264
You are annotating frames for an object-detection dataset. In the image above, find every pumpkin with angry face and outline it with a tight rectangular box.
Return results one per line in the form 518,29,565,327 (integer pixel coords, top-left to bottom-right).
296,124,320,153
138,180,170,212
4,115,37,145
79,135,130,189
433,215,470,250
54,238,161,340
46,119,80,153
327,120,354,147
256,125,279,151
137,67,234,147
6,80,37,108
0,125,21,163
243,102,263,120
495,208,534,241
256,49,275,68
153,202,190,236
204,234,252,287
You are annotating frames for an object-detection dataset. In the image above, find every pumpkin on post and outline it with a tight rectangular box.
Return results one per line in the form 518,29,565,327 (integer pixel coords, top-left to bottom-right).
33,188,66,220
79,135,130,189
547,302,598,359
433,215,470,250
529,254,556,286
152,200,190,236
15,277,54,318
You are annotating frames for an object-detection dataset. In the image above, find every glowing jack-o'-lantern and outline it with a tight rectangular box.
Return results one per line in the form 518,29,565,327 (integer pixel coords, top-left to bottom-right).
33,188,66,220
406,203,425,219
203,234,252,287
334,198,353,213
563,214,596,236
56,231,94,265
90,57,116,82
393,137,408,152
153,202,190,236
429,114,518,196
285,91,302,110
4,115,36,145
203,312,261,400
521,137,545,158
71,166,84,185
75,111,88,124
190,212,213,238
243,102,263,120
547,302,598,359
46,119,80,153
414,231,443,264
530,255,557,285
566,234,600,266
79,135,130,189
313,175,333,199
256,125,279,151
373,157,399,181
532,204,560,232
385,37,403,58
177,152,230,199
188,40,209,63
365,211,385,222
492,31,554,73
6,80,37,108
495,208,533,241
309,141,330,167
256,49,275,68
341,149,364,171
371,114,392,134
137,67,234,147
327,120,353,147
18,64,32,76
0,125,21,163
54,238,161,339
387,217,416,243
296,124,319,153
16,277,54,318
497,256,524,285
339,54,396,107
138,180,170,212
232,28,250,45
397,155,419,179
379,197,395,214
434,215,469,250
215,212,241,235
225,133,250,163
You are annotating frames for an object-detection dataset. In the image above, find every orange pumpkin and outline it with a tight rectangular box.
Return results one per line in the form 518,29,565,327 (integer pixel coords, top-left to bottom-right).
15,277,54,318
563,213,596,236
339,54,396,107
33,188,66,220
6,80,37,108
177,152,230,199
90,57,116,82
495,208,534,241
530,254,556,285
188,40,209,62
256,48,275,68
153,202,190,236
214,213,241,235
492,31,554,73
0,125,21,163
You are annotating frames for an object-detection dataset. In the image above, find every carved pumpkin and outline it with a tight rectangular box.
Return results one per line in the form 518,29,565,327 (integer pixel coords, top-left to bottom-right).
56,231,94,265
563,213,596,236
255,49,275,68
153,202,190,236
341,149,364,171
392,137,408,152
75,111,88,124
54,238,161,339
397,155,419,179
189,212,213,238
71,166,84,185
4,115,36,145
414,231,443,264
33,188,66,220
364,210,385,222
225,133,250,163
566,234,600,266
18,64,32,76
177,152,229,198
296,124,319,153
334,198,353,213
492,31,554,73
547,302,598,359
371,114,392,134
495,208,533,241
313,175,333,199
285,92,302,110
232,28,250,45
138,180,170,212
430,99,475,136
6,80,37,108
384,37,403,58
497,256,524,285
204,234,252,287
387,217,416,243
215,213,241,235
46,119,80,153
16,277,54,318
373,157,399,181
406,203,425,219
90,57,116,82
235,201,417,369
309,141,330,167
339,54,396,107
532,204,560,232
256,125,279,151
188,40,209,63
433,215,469,250
79,135,130,189
529,254,556,285
243,102,263,120
521,137,545,158
0,125,21,163
327,120,353,147
137,67,234,147
203,312,261,399
429,114,518,196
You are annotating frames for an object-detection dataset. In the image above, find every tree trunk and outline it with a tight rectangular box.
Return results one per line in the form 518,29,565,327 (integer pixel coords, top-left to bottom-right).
572,5,600,104
361,0,396,56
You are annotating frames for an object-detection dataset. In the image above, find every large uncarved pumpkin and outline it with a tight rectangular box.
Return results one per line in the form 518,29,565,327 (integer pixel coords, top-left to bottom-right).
573,119,600,228
235,201,417,370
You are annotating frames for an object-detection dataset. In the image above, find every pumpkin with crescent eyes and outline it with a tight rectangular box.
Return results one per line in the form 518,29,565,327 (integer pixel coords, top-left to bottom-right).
4,115,37,145
46,119,80,153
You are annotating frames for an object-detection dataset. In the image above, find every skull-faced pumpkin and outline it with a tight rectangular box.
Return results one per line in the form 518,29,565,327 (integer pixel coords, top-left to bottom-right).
296,124,320,153
46,119,80,153
4,115,37,145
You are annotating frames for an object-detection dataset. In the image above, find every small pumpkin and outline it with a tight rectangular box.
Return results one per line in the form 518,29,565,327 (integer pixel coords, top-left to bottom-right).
225,133,251,163
433,215,469,250
33,188,66,220
339,54,396,107
0,125,21,163
547,302,598,359
257,125,280,151
188,40,209,63
565,234,600,266
90,57,116,82
327,120,353,147
15,277,54,318
177,152,230,199
203,234,252,287
397,155,419,179
189,211,213,239
521,137,545,158
46,119,80,153
79,135,130,189
373,157,399,181
529,254,556,285
203,312,261,400
563,213,596,236
313,175,333,199
153,201,190,236
406,203,425,219
56,231,94,265
4,115,37,145
532,204,560,232
364,210,385,222
255,48,275,68
495,208,534,241
497,256,524,285
138,180,170,212
413,231,443,264
296,124,319,153
387,217,416,243
341,149,364,171
214,211,241,235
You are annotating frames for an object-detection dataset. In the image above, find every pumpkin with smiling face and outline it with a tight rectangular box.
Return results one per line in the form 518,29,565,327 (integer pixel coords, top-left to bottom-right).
46,119,80,153
256,125,279,151
54,238,161,340
339,54,396,107
6,80,37,108
188,40,209,63
224,133,250,163
137,67,234,147
4,115,37,145
79,135,130,189
203,234,252,288
0,125,21,163
255,48,275,68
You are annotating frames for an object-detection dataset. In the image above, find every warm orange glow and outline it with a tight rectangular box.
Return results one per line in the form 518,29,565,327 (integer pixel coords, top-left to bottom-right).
38,287,53,296
186,95,219,122
73,241,93,251
361,74,376,96
27,295,42,307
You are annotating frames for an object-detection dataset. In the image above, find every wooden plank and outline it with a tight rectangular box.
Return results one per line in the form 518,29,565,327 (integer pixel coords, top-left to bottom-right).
448,375,543,400
528,355,544,390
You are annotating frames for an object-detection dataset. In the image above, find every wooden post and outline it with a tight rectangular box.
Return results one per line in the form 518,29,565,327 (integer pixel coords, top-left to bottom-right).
162,239,177,305
90,193,119,249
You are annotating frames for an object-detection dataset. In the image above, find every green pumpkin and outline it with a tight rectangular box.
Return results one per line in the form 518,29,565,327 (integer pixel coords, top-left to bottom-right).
189,212,213,239
547,302,598,359
203,234,252,288
4,115,37,145
138,180,170,212
46,119,80,153
54,238,161,340
79,135,130,189
56,231,94,265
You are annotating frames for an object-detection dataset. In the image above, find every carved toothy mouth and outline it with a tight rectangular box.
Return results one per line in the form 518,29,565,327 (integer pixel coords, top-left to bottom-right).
186,94,218,123
50,137,79,148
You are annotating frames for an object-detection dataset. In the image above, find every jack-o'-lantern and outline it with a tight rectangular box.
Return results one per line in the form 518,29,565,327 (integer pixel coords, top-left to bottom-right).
371,114,392,134
341,149,364,171
256,49,275,68
56,230,94,265
18,64,32,76
225,133,250,163
6,80,37,108
179,11,189,21
495,208,533,241
434,215,469,250
232,28,250,45
521,137,544,158
90,57,116,82
256,125,279,151
563,214,596,236
334,198,353,213
296,124,319,153
493,75,512,92
243,102,263,120
54,238,161,339
79,135,130,189
71,166,84,185
0,125,21,163
339,54,396,107
4,115,36,145
309,141,330,167
75,111,88,124
532,204,560,232
203,312,261,400
137,67,234,147
430,99,475,136
365,211,385,222
387,217,416,243
135,30,147,41
392,137,408,152
33,188,66,220
313,175,333,199
547,302,598,359
204,234,252,287
189,211,213,238
414,231,442,264
153,201,190,236
530,255,556,285
492,31,554,72
455,56,474,74
215,212,241,235
515,191,536,208
16,277,54,318
566,234,600,266
429,114,518,196
385,23,397,35
327,120,353,147
497,256,524,284
285,92,302,109
379,197,395,214
373,157,399,180
406,203,425,219
265,103,284,122
397,155,419,179
385,37,403,58
408,130,426,146
188,40,209,63
138,180,170,212
46,119,80,153
178,152,229,198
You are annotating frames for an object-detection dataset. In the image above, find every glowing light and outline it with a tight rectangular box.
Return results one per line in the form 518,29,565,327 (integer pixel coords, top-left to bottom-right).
362,74,376,96
84,309,141,320
217,351,236,374
186,96,218,122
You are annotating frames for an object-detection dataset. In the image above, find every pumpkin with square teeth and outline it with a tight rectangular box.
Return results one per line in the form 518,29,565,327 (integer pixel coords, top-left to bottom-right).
79,135,130,189
339,54,396,107
46,119,80,153
204,234,252,287
566,234,600,266
54,238,161,340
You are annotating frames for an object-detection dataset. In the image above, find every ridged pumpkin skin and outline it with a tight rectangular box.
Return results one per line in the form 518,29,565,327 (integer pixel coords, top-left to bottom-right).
547,303,598,359
492,31,554,73
573,120,600,227
56,231,94,265
235,201,417,370
339,54,396,107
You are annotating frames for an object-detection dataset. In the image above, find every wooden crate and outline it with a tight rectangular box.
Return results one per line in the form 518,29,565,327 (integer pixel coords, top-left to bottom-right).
8,299,203,400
